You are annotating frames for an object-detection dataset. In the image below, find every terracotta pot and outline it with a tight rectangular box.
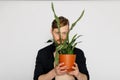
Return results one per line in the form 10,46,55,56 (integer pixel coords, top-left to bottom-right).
59,54,76,72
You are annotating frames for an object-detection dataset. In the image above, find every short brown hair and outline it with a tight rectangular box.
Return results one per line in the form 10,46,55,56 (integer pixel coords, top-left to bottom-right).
52,16,69,29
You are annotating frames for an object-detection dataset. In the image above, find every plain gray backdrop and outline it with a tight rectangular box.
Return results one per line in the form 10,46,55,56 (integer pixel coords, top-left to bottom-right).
0,1,120,80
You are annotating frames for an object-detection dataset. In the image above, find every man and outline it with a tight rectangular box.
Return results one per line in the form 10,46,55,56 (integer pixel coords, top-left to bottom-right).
34,16,89,80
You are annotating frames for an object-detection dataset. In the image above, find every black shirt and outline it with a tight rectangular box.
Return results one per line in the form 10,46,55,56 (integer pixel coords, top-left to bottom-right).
33,43,89,80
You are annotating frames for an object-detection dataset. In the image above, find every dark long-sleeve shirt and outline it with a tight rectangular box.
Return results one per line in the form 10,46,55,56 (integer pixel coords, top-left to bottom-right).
33,43,89,80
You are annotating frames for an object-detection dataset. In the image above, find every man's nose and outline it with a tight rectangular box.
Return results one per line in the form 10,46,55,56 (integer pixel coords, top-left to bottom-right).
61,33,64,39
57,35,60,40
57,34,63,40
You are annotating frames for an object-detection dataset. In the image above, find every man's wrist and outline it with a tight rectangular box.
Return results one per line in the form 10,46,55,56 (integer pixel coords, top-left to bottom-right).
75,72,81,79
52,68,57,77
75,72,87,80
47,69,57,79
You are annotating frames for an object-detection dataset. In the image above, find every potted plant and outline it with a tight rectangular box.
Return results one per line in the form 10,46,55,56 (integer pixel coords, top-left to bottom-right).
48,3,84,72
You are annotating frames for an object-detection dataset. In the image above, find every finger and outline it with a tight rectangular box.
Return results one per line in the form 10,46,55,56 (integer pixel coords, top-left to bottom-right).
74,62,78,67
60,69,67,73
72,66,76,70
56,63,64,70
59,66,67,70
55,63,66,73
59,69,67,74
72,63,79,70
56,68,67,75
58,62,64,67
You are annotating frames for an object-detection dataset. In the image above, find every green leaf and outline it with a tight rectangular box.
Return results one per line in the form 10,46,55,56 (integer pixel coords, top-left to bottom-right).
70,10,85,31
55,52,59,65
51,2,62,44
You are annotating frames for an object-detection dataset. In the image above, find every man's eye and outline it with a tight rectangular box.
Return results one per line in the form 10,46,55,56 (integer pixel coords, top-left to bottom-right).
62,32,67,35
55,32,60,34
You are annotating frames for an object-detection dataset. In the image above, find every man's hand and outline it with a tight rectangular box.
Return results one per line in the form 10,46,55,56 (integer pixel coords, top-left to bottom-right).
54,63,67,76
68,63,87,80
67,63,79,77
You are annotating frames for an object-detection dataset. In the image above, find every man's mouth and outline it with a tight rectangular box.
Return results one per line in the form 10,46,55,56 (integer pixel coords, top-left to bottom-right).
57,40,65,44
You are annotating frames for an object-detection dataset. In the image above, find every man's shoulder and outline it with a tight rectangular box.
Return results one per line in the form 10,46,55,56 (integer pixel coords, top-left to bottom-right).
38,43,55,54
74,47,86,60
74,47,84,54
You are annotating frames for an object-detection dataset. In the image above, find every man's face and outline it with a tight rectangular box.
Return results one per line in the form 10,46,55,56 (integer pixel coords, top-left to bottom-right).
51,25,69,44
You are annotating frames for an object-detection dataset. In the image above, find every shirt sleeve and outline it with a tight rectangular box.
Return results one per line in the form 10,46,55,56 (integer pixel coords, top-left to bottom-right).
75,49,90,80
33,50,44,80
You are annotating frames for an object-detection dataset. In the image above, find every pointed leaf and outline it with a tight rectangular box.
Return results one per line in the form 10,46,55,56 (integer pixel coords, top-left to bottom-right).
70,10,85,31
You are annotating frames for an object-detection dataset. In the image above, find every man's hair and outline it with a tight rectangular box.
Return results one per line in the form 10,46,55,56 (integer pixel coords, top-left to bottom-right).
52,16,69,30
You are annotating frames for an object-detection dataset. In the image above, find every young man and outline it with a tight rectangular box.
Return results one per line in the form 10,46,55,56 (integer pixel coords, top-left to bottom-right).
34,16,89,80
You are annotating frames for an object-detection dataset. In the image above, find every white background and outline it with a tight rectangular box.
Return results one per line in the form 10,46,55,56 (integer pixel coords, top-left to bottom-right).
0,1,120,80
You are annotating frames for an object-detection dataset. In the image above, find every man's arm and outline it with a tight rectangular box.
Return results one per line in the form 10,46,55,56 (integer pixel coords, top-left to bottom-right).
38,63,67,80
68,63,88,80
74,48,90,80
75,72,87,80
38,69,56,80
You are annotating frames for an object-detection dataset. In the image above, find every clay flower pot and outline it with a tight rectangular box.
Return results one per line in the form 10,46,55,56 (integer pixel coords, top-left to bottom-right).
59,54,76,72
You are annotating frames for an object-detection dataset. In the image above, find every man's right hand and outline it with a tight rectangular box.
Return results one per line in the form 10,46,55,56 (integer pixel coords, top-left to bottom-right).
54,63,67,76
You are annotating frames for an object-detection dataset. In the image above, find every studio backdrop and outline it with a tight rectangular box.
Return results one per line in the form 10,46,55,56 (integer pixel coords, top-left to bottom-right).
0,1,120,80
